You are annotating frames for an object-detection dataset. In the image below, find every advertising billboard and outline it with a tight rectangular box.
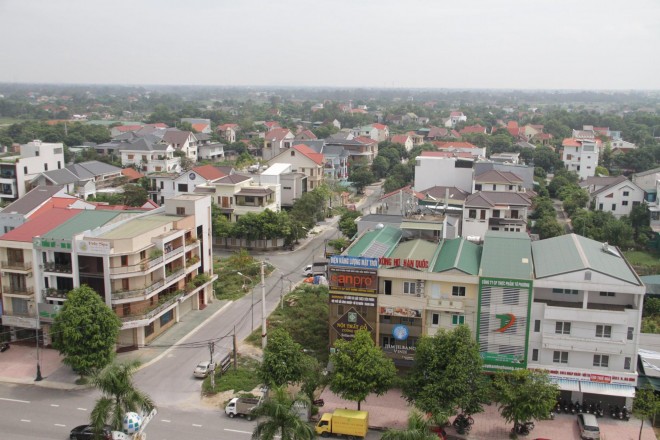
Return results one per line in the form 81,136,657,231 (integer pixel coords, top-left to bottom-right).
477,277,533,371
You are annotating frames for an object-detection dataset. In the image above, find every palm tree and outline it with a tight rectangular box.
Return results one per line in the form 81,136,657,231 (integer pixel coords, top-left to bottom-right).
251,386,315,440
381,410,439,440
90,360,155,432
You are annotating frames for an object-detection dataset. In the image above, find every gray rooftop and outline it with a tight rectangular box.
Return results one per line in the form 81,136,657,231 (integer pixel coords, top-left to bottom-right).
1,185,65,215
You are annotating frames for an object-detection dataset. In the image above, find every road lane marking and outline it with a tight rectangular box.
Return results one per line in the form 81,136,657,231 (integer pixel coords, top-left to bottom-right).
0,397,30,404
161,419,171,423
54,424,66,427
77,407,87,411
20,419,30,423
224,429,251,434
50,404,60,407
192,423,202,427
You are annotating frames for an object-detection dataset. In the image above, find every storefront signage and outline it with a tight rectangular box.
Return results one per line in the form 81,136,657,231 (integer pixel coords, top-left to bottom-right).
590,374,612,384
329,268,377,294
77,239,111,255
38,303,62,322
121,319,150,330
529,368,636,385
330,293,376,308
379,306,421,318
378,257,429,269
0,314,39,329
382,344,416,358
392,324,409,341
330,255,378,269
332,308,372,340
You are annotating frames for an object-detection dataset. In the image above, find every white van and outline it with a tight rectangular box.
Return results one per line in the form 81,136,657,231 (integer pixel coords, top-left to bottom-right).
577,413,600,440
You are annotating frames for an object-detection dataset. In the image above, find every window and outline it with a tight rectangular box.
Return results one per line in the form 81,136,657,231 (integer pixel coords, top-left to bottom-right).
122,303,130,316
624,357,631,370
622,201,628,206
176,207,185,215
599,203,603,210
403,281,416,295
382,336,395,346
553,351,568,364
509,185,514,191
593,354,609,368
534,320,540,332
492,184,496,190
468,209,476,219
493,209,500,218
475,184,482,191
596,325,612,338
145,322,155,337
553,288,578,295
384,280,392,295
612,204,616,210
177,183,188,192
140,250,146,260
23,166,28,174
451,314,465,325
623,191,629,196
432,313,439,326
452,286,466,297
628,327,634,340
120,255,128,266
532,349,539,361
599,291,615,297
57,161,61,169
555,321,571,334
480,210,486,220
44,163,48,171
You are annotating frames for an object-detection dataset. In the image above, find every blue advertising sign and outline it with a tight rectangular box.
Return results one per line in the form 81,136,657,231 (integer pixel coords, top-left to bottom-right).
330,255,379,269
392,325,409,341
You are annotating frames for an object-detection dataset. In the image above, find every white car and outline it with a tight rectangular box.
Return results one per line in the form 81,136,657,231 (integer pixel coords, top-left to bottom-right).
193,360,216,378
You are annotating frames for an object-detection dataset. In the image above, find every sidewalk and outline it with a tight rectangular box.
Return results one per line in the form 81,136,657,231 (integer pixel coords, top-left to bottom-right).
0,299,231,390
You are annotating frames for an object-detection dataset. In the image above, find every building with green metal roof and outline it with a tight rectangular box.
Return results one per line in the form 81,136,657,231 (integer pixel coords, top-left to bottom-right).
345,225,402,258
432,238,481,275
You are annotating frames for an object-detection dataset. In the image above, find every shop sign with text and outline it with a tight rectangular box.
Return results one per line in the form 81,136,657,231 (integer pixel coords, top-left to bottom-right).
330,255,379,269
330,293,376,308
378,257,429,269
332,308,373,340
329,268,377,294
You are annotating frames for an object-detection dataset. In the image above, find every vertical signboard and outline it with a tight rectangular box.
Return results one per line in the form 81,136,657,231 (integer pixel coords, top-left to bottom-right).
477,277,533,371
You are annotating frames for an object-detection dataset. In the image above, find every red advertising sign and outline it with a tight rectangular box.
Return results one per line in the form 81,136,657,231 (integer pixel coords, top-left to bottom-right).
378,257,429,269
328,268,377,294
590,374,612,384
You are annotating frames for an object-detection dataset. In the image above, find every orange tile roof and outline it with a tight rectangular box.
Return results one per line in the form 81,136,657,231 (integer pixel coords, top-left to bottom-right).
121,168,144,180
30,197,83,218
193,164,227,181
372,123,388,130
192,123,208,132
292,144,324,165
391,135,410,144
355,136,377,145
0,207,81,242
562,138,581,147
116,125,143,132
421,151,473,158
433,141,479,149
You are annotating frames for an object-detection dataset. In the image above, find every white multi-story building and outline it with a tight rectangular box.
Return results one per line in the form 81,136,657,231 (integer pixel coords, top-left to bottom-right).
580,176,645,219
0,140,65,201
120,139,180,174
414,152,474,193
562,138,601,180
529,234,643,407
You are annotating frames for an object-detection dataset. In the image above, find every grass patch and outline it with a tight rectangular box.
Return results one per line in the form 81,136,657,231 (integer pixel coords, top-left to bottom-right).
203,355,262,395
213,252,274,301
246,284,330,364
623,250,660,275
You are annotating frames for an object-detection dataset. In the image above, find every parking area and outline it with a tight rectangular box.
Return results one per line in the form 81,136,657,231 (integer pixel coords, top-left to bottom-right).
318,388,657,440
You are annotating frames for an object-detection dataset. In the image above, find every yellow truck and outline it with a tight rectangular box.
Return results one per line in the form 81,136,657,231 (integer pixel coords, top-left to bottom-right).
315,409,369,439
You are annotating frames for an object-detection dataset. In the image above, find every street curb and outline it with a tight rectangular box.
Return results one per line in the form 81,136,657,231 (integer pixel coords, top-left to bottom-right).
0,374,92,391
137,301,234,371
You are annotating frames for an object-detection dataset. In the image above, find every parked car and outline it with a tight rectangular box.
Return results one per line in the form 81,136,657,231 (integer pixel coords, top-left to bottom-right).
69,424,112,440
577,413,600,440
193,360,216,378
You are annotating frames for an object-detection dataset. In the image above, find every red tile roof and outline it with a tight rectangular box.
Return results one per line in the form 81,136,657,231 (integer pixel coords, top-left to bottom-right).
265,128,292,141
351,108,367,114
390,135,411,144
372,123,388,130
192,123,208,132
264,121,280,129
116,125,143,132
355,136,377,145
218,123,239,131
450,111,464,117
433,141,479,149
459,124,487,135
0,208,81,242
121,168,144,180
193,164,227,181
562,138,581,147
379,185,424,201
292,144,323,165
30,197,85,218
421,151,473,158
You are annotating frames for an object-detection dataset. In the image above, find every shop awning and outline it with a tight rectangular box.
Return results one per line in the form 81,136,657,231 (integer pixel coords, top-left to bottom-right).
579,381,636,398
549,378,580,392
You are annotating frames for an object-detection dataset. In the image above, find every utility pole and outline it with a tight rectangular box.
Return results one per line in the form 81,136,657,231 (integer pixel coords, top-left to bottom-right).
208,341,215,389
280,275,284,310
261,260,267,349
35,302,42,382
233,325,237,370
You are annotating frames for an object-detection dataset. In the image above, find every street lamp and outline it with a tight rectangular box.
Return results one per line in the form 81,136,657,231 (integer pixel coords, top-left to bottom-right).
260,260,267,349
237,272,254,331
34,301,42,381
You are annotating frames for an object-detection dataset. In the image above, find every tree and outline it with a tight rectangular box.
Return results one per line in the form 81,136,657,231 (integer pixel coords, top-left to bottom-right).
51,285,121,376
381,410,438,440
371,156,390,179
338,210,361,238
633,387,660,440
349,167,376,194
492,369,558,429
122,184,148,207
533,216,564,239
90,360,155,432
404,326,488,421
533,146,563,173
251,386,315,440
329,329,396,410
259,328,306,387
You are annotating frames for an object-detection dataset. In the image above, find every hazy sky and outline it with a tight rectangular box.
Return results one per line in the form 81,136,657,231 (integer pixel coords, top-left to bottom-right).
0,0,658,90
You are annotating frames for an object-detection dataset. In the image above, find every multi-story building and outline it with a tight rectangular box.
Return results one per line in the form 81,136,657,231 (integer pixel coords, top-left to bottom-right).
414,152,474,193
461,191,532,241
147,165,228,205
262,128,295,161
529,234,643,407
120,139,180,174
268,144,324,191
0,140,65,202
580,175,645,219
562,138,601,180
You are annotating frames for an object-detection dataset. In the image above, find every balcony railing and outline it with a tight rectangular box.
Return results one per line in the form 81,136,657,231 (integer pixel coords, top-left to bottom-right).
2,286,34,296
1,260,32,271
41,261,72,273
164,246,184,260
42,288,69,300
165,268,185,284
112,279,165,300
109,255,164,275
120,291,184,322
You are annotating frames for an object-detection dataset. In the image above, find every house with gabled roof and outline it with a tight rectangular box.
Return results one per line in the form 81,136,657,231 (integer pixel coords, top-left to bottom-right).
432,141,486,159
162,129,198,160
30,160,124,200
580,175,644,218
562,138,601,180
462,191,532,241
459,124,488,136
118,138,180,174
444,111,467,128
181,118,212,134
377,185,425,216
262,128,295,161
147,165,228,205
390,134,413,152
268,144,324,190
473,169,525,193
217,123,239,143
295,129,317,141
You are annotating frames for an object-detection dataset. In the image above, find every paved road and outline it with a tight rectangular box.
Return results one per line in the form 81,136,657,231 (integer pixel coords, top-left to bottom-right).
0,383,385,440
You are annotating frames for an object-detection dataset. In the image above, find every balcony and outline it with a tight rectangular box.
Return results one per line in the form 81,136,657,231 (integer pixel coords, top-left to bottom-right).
164,246,184,261
120,290,184,323
1,311,38,329
165,268,185,285
41,261,72,274
109,255,164,276
42,288,69,300
2,286,34,297
112,280,165,301
1,260,32,272
427,298,465,311
541,332,626,355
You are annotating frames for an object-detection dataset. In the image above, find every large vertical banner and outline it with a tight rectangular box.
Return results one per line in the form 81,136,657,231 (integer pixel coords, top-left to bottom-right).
477,277,533,371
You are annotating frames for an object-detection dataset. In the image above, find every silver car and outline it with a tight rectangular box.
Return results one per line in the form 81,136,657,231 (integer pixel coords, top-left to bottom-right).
577,413,600,440
193,361,215,378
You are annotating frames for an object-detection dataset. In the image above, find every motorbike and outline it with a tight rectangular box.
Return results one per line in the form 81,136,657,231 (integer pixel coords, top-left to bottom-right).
586,400,594,414
574,401,581,415
452,413,474,435
622,406,630,421
609,404,618,419
555,400,562,414
564,399,570,414
0,342,9,352
511,421,534,436
312,398,324,407
595,402,604,418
